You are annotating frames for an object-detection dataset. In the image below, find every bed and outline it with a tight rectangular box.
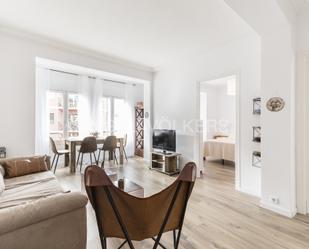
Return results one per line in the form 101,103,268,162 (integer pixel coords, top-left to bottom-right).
204,137,235,163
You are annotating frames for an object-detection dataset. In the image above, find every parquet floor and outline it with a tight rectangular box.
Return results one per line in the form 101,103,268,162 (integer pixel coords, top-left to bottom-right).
56,158,309,249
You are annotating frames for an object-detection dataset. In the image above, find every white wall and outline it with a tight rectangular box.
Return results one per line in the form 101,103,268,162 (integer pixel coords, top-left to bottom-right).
295,5,309,214
201,83,236,140
296,5,309,52
153,34,261,196
224,0,297,218
259,25,296,217
0,29,152,157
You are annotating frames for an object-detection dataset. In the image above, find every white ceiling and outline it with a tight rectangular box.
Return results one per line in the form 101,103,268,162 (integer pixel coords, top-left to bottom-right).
0,0,254,69
290,0,309,13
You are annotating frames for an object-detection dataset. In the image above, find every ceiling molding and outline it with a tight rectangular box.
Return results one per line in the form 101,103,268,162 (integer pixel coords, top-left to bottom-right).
36,57,150,85
0,22,155,73
0,0,254,69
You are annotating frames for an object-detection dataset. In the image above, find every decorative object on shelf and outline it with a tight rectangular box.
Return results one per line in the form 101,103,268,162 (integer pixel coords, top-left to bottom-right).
0,147,6,158
252,151,261,168
253,126,261,142
135,102,144,157
253,97,261,115
266,97,285,112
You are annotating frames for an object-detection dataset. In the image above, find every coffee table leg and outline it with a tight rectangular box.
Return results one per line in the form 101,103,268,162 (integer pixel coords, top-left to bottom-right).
65,142,69,167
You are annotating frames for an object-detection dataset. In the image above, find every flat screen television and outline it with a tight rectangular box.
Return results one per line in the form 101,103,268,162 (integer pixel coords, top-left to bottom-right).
153,129,176,152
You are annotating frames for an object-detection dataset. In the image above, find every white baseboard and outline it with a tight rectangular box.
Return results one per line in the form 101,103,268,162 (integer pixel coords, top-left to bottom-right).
236,186,261,198
260,200,297,218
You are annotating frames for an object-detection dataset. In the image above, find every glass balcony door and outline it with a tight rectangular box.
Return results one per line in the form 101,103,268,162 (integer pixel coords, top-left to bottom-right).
48,91,79,149
102,96,125,136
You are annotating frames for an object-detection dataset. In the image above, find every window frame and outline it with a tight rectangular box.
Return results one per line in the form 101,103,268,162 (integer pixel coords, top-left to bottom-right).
48,90,79,138
102,95,125,135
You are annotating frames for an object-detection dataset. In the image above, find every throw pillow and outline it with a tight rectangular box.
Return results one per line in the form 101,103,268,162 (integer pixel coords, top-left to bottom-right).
3,156,48,178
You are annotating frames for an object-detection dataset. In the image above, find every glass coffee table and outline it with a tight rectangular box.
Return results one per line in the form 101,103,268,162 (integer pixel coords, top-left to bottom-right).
113,179,144,198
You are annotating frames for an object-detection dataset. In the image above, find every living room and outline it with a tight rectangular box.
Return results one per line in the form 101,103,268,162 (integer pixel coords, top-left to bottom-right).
1,0,309,249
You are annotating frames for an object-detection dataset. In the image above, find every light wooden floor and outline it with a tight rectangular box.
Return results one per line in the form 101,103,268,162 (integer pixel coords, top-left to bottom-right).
56,158,309,249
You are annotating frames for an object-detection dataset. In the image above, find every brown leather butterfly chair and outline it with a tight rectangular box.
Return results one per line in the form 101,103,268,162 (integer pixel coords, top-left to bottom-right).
84,162,196,249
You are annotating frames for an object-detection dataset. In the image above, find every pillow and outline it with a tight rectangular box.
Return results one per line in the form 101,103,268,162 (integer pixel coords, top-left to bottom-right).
0,173,4,195
3,156,48,178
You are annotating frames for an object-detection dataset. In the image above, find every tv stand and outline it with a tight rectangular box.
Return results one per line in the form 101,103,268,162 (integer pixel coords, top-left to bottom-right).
162,151,172,155
150,151,181,175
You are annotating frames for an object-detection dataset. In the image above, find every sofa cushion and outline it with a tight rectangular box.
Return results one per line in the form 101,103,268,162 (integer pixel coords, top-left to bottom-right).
0,171,64,209
2,156,48,178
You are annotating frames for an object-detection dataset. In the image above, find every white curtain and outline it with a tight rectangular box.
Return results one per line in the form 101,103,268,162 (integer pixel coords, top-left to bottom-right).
124,84,136,157
91,78,104,133
35,67,50,155
35,68,135,157
77,75,92,137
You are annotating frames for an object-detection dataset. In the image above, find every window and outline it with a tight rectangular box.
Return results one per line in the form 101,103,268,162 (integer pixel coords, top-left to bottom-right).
48,91,79,148
48,92,64,137
113,98,125,134
67,93,79,137
102,96,125,135
102,97,112,135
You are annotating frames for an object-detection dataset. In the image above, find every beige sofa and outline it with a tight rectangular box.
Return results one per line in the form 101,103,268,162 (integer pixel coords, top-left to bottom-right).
0,156,88,249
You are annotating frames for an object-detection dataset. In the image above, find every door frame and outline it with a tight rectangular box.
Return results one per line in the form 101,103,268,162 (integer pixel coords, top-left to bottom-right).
196,71,241,189
296,51,309,214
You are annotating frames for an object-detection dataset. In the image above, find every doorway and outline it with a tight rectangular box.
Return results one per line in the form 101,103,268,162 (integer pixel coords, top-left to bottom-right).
198,74,240,189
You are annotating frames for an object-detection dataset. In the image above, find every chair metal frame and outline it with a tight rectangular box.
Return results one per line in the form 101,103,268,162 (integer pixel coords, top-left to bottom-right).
50,137,69,173
77,151,97,172
97,136,118,167
77,136,98,172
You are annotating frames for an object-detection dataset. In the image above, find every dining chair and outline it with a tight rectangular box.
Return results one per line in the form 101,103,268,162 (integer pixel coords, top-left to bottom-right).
49,137,70,173
97,135,118,168
77,136,98,172
117,134,128,161
84,162,196,249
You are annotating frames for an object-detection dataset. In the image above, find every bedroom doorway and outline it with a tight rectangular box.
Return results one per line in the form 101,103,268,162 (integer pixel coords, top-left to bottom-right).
198,74,239,188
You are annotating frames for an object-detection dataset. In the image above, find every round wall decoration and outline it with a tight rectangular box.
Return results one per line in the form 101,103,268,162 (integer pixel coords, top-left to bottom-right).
266,97,285,112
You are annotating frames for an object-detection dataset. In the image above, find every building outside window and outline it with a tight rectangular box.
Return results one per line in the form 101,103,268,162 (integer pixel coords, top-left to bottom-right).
48,91,79,149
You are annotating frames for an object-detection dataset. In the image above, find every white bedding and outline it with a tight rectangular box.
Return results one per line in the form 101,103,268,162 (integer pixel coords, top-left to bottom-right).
204,137,235,162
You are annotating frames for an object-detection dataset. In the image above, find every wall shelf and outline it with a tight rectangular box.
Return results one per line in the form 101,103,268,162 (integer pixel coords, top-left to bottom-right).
253,126,261,142
252,151,261,168
253,97,261,115
252,97,261,167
